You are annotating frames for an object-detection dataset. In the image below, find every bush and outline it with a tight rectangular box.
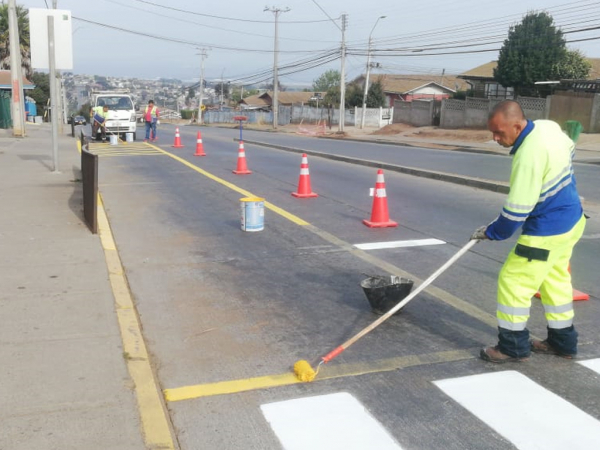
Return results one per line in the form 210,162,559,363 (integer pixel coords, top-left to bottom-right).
180,109,195,120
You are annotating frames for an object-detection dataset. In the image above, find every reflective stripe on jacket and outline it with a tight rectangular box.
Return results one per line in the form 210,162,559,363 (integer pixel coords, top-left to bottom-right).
486,120,582,240
144,105,158,118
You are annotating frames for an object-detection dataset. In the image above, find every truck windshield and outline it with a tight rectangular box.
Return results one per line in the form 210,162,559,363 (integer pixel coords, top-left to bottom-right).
99,97,133,111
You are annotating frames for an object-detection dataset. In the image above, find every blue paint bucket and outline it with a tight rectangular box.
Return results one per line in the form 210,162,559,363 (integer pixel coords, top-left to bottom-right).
240,197,265,232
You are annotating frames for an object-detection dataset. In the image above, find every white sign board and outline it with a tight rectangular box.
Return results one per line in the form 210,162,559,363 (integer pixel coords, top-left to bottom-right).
29,9,73,70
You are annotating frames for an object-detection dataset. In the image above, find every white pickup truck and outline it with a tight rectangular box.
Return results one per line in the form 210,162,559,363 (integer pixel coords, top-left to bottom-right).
91,91,137,141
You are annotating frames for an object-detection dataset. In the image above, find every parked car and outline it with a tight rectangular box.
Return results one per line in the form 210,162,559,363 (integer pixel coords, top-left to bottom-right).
73,115,87,125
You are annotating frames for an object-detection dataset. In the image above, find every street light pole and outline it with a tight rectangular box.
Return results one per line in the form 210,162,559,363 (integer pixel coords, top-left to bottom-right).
197,49,207,124
339,13,347,133
360,15,386,129
265,6,290,129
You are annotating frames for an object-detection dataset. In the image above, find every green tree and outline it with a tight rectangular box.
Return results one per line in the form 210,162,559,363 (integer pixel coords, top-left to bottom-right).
554,49,591,79
77,101,91,118
312,69,340,91
0,3,31,77
28,71,50,106
366,81,386,107
323,85,340,107
494,12,567,96
344,83,363,108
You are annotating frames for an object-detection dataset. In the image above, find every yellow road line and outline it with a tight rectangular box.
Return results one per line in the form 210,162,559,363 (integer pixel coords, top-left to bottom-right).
150,144,309,226
165,349,473,402
97,195,176,449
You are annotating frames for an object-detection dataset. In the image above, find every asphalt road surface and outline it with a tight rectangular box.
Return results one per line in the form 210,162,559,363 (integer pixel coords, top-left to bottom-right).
88,124,600,450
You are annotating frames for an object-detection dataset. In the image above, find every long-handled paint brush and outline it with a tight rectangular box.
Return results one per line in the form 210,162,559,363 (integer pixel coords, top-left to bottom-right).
294,239,478,382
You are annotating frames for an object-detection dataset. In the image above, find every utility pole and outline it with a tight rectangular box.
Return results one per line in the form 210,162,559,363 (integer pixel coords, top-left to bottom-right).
48,14,60,171
220,69,225,111
338,13,347,133
8,0,26,137
196,48,207,124
361,15,386,129
265,6,290,129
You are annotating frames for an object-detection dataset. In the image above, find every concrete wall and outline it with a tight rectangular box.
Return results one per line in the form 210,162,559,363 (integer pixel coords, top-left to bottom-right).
392,100,433,127
591,94,600,133
465,97,490,128
411,101,434,126
440,96,549,129
548,92,597,132
393,102,411,124
440,99,465,129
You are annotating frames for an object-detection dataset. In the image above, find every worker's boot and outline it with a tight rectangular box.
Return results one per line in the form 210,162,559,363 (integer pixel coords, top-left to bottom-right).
480,346,529,364
530,340,574,359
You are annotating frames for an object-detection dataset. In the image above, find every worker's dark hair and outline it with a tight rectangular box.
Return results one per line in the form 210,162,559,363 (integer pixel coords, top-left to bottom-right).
489,100,525,121
148,100,154,104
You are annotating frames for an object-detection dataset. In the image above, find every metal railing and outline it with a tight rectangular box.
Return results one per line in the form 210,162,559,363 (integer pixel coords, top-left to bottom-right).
80,130,98,234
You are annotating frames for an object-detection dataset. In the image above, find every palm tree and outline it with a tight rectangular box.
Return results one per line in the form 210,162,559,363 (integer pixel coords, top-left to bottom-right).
0,3,32,78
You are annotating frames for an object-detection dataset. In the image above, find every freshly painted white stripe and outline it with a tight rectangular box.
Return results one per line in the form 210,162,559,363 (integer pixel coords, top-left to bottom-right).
261,392,403,450
435,370,600,450
354,238,446,250
578,358,600,374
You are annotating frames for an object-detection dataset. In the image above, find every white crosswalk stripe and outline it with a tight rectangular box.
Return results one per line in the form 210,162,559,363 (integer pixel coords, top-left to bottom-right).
578,357,600,374
261,392,403,450
258,361,600,449
434,369,600,450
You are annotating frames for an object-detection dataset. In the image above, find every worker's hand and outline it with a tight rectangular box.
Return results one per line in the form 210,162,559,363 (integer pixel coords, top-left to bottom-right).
471,225,489,241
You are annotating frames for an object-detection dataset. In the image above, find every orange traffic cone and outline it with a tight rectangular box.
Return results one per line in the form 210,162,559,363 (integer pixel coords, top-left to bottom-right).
194,131,206,156
171,127,184,148
534,263,589,301
292,153,318,198
232,141,252,174
363,169,398,228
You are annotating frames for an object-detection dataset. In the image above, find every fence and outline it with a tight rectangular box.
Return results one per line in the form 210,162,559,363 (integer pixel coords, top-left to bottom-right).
0,91,12,128
440,96,548,129
204,104,354,127
79,130,98,234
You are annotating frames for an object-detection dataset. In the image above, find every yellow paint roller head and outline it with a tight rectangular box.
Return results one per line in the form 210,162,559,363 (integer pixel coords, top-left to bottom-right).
293,360,317,382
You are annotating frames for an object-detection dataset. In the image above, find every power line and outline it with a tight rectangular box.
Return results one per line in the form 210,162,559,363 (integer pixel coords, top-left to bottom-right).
129,0,332,24
102,0,340,44
72,16,336,54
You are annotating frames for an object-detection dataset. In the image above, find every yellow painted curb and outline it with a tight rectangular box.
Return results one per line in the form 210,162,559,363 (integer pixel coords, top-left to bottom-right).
97,195,176,449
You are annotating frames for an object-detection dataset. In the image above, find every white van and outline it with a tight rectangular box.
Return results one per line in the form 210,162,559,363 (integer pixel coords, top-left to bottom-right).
91,90,137,141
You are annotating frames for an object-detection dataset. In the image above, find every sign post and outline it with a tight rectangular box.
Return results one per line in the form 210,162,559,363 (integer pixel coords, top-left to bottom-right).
29,8,73,172
233,116,248,142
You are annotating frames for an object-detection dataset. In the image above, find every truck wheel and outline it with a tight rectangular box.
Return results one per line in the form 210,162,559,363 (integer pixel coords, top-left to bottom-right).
132,132,136,141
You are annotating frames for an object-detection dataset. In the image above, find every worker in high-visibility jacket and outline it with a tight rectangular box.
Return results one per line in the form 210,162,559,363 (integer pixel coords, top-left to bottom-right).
472,100,586,363
90,104,109,141
144,100,160,142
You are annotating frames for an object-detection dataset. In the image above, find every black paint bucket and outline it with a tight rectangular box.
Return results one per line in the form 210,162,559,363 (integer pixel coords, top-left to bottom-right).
361,276,414,315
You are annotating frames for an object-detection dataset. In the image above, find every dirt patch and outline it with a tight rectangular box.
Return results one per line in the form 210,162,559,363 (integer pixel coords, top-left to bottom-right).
404,127,493,143
371,123,415,135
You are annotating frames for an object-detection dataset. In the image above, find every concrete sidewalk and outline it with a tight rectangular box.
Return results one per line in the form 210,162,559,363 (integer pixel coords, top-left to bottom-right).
0,124,145,449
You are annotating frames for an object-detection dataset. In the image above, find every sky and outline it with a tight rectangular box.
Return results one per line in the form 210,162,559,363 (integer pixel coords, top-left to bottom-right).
17,0,600,88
